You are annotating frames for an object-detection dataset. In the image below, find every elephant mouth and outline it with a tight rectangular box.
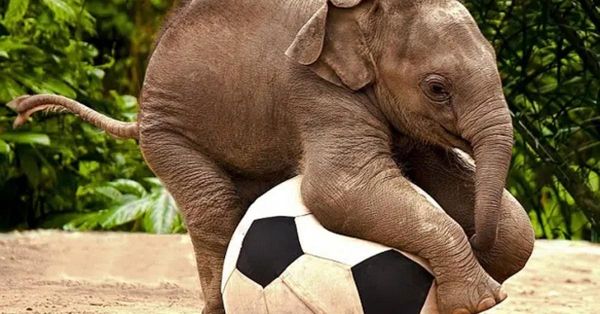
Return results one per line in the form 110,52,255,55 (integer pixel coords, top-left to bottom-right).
440,125,473,156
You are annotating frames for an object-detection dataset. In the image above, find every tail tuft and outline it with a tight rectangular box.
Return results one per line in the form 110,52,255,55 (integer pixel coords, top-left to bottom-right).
7,95,31,111
8,95,63,128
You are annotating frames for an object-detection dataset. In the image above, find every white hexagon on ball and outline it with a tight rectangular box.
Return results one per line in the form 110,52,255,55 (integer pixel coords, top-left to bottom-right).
222,176,439,314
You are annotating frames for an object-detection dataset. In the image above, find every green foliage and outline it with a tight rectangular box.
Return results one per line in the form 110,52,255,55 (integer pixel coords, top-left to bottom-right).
49,178,184,233
465,0,600,240
0,0,178,232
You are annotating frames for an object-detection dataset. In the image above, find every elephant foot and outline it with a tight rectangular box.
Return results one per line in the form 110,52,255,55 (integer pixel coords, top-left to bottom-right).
201,304,226,314
436,270,507,314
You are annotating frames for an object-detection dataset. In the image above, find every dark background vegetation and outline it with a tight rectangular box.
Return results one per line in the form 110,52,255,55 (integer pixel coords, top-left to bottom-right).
0,0,598,241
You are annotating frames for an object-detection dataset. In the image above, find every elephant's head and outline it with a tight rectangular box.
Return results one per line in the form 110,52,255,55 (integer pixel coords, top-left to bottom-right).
287,0,513,251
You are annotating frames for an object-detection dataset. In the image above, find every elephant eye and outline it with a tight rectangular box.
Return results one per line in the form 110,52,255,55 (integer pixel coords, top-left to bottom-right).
421,74,452,103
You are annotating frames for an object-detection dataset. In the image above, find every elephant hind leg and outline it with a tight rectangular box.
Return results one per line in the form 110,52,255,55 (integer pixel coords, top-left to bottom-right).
455,191,534,283
140,133,244,314
400,142,535,283
478,192,535,282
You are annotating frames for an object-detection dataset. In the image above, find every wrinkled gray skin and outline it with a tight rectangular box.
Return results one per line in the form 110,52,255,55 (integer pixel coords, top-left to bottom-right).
9,0,535,313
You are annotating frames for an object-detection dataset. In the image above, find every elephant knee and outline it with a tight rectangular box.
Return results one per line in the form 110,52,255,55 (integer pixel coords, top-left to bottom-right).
478,192,535,283
502,192,535,258
300,175,360,234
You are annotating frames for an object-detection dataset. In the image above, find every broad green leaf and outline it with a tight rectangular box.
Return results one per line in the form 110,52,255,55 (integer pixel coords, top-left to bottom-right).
110,91,138,110
108,179,147,197
0,139,11,154
0,76,26,103
41,0,76,23
537,76,558,94
143,189,179,234
12,71,45,94
144,177,164,189
40,78,76,99
91,185,124,203
100,197,150,229
63,211,107,231
0,132,51,146
0,38,31,57
4,0,30,27
77,160,100,178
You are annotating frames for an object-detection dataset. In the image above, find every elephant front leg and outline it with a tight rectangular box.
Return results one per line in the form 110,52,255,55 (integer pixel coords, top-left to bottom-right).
301,133,506,314
140,134,244,314
399,142,535,283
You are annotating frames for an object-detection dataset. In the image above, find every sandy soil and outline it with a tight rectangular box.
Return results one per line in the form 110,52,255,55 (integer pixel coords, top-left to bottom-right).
0,231,598,314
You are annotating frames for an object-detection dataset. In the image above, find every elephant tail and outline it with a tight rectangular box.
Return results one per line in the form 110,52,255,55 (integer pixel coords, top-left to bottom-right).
7,94,139,140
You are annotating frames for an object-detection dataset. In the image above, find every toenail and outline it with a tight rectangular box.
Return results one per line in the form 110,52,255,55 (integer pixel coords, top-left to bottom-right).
452,309,471,314
476,298,496,312
497,289,508,302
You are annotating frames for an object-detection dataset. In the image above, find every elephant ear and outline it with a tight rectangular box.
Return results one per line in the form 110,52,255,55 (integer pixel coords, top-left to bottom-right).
285,0,376,91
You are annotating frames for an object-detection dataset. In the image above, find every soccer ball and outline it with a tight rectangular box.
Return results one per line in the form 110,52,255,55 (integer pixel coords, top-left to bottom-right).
222,176,439,314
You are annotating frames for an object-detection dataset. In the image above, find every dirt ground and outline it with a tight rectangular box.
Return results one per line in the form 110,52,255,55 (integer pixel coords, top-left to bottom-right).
0,231,598,314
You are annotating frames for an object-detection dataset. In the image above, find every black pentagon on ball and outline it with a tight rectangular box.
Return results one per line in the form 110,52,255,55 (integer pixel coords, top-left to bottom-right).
351,250,434,314
236,216,304,287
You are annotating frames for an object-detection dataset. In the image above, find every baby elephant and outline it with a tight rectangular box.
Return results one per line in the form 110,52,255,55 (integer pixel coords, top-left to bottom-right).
9,0,534,313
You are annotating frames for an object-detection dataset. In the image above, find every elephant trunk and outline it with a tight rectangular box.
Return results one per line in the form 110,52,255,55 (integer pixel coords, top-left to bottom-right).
461,99,514,251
